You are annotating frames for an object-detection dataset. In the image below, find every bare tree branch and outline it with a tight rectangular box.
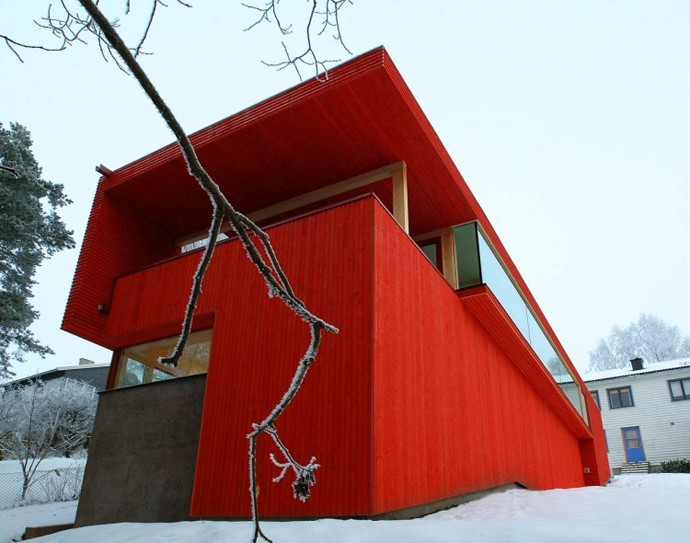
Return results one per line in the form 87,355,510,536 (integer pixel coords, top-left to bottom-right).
1,1,193,68
158,204,224,365
245,0,353,80
4,2,349,539
133,0,159,57
69,2,338,539
0,34,66,63
317,0,353,54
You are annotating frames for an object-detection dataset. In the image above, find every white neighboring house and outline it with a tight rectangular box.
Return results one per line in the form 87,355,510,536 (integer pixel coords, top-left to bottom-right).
583,357,690,473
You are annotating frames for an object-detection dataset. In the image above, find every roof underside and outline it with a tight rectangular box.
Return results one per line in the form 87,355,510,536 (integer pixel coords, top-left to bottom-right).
101,47,484,240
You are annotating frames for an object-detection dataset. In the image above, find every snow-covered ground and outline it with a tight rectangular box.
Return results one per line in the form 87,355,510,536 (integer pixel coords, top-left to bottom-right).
0,457,86,475
0,458,86,511
1,474,688,543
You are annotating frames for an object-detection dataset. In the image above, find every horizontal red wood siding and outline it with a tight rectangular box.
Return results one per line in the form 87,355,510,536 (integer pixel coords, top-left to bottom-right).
371,203,587,514
62,184,178,346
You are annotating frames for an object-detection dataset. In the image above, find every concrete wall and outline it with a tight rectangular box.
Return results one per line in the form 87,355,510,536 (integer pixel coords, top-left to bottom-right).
75,375,206,526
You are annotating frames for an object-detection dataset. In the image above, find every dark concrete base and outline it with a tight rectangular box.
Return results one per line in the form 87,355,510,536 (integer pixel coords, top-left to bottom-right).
22,524,74,540
75,375,206,527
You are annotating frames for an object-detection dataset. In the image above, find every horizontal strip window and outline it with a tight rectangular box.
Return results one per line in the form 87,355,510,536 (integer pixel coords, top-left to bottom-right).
115,328,212,388
669,378,690,401
450,221,588,423
608,386,634,409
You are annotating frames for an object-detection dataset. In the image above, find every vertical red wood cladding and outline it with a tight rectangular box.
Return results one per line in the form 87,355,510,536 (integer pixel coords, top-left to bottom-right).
104,199,374,517
62,183,177,346
580,396,611,486
371,204,585,514
176,198,373,517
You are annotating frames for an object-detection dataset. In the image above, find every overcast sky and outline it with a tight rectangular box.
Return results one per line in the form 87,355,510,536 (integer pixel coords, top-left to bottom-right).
2,1,689,380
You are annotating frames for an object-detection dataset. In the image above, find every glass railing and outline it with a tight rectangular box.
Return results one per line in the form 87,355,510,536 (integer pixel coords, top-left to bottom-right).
454,222,587,423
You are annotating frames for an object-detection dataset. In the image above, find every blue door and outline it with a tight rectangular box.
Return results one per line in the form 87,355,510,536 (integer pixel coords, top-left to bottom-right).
622,426,646,462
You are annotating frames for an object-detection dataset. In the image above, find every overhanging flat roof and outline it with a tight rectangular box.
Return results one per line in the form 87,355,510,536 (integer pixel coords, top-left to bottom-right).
73,47,583,394
100,47,484,240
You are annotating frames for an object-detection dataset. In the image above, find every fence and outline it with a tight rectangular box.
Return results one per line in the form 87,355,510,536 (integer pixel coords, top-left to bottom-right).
0,462,85,510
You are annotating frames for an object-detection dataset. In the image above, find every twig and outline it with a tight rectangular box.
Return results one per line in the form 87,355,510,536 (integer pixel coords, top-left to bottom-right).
158,204,224,366
72,2,338,540
248,322,326,542
244,0,353,80
2,1,193,69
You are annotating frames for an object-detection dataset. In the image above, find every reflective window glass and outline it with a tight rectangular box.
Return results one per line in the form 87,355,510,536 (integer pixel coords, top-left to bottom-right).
115,328,212,388
454,223,482,288
420,241,438,268
669,378,690,401
608,386,633,409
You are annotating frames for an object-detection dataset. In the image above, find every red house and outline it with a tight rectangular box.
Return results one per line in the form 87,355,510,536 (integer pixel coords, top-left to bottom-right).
64,48,609,525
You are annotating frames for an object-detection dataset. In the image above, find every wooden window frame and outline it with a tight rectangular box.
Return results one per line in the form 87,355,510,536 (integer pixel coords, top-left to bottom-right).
176,161,409,248
114,328,213,388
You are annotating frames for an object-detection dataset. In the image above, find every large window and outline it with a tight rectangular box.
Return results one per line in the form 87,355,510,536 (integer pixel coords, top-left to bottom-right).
607,386,634,409
115,329,212,388
453,222,587,423
669,378,690,401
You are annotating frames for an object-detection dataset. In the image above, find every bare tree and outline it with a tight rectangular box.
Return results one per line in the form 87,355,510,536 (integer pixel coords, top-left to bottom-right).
589,314,690,371
245,0,352,79
0,379,97,500
2,2,352,540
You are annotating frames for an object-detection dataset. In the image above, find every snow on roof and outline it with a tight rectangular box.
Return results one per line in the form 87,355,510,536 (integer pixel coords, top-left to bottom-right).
3,362,110,388
583,357,690,383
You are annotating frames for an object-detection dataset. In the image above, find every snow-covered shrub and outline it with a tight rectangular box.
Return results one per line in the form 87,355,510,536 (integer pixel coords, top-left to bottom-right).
33,463,85,503
0,379,97,499
660,458,690,473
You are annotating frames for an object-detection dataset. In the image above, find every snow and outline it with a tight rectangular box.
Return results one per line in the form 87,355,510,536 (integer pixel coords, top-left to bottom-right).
0,501,77,543
0,458,85,475
583,357,690,383
1,474,688,543
0,458,86,512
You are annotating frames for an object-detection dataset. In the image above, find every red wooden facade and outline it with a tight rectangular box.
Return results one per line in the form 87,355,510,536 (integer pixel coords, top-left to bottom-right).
63,47,609,519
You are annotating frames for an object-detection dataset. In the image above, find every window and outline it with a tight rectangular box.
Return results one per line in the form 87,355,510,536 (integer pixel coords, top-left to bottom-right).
418,237,443,272
181,232,229,253
669,378,690,401
115,328,212,388
607,386,634,409
454,222,587,422
590,390,601,409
